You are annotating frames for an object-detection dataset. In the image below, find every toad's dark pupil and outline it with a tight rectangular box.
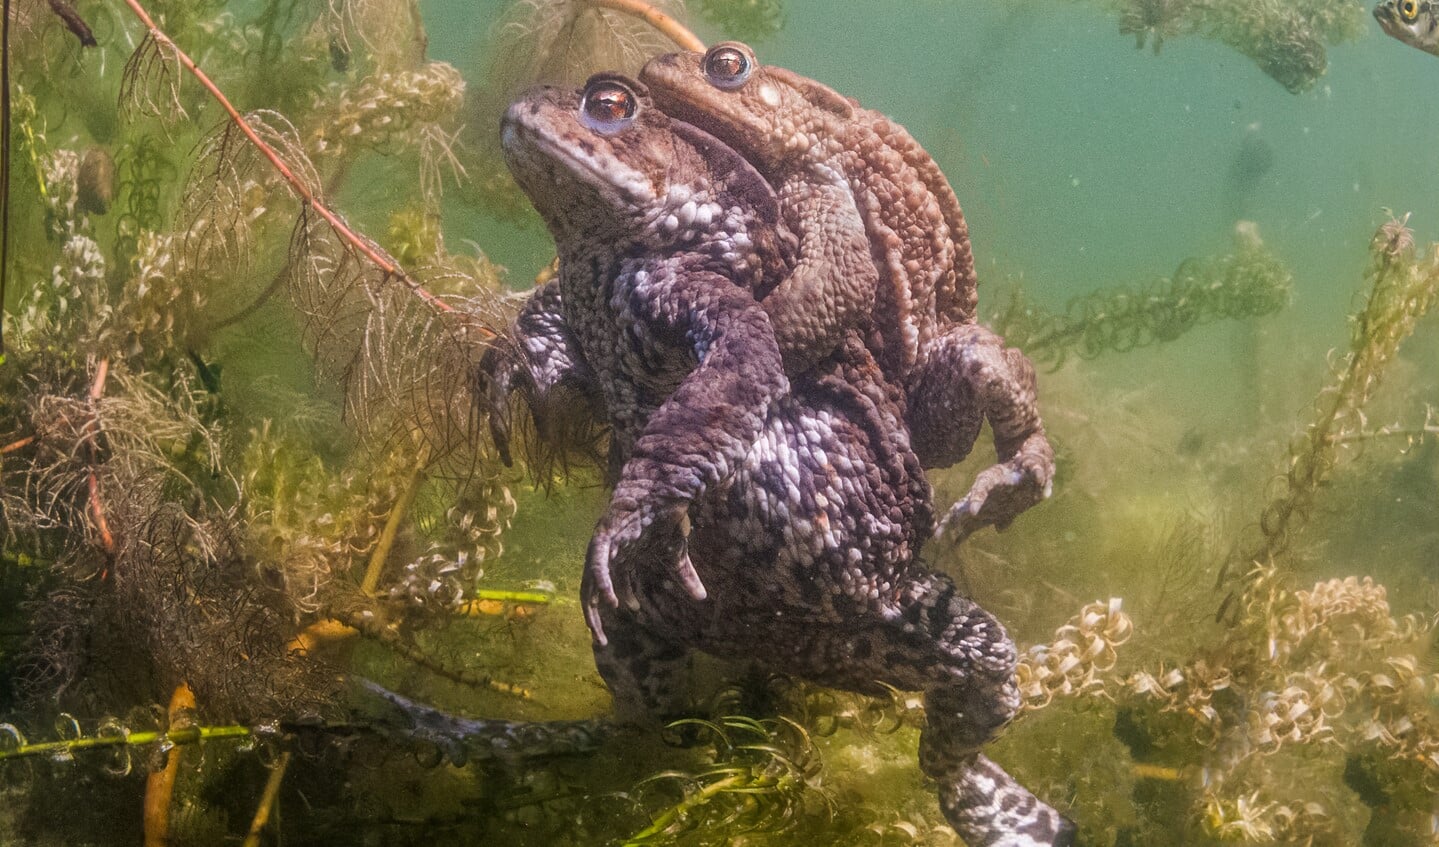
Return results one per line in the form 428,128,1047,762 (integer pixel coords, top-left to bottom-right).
707,50,747,80
586,87,633,122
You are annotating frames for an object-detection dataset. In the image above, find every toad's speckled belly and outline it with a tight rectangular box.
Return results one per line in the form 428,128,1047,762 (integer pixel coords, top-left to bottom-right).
622,352,933,666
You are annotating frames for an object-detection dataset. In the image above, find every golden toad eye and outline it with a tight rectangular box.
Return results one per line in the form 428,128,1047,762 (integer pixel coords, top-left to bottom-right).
703,42,755,90
1401,0,1420,21
580,80,638,134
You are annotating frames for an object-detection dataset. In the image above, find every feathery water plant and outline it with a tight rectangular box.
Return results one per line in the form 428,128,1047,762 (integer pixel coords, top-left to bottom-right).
1108,0,1368,92
1217,214,1439,610
1,0,537,832
620,716,825,845
993,222,1292,372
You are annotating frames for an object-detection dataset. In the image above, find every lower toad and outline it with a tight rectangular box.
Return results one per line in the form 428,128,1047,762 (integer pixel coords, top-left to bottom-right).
482,75,1074,847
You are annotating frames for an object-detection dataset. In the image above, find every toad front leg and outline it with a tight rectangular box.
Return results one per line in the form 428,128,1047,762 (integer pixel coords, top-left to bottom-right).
585,264,789,644
476,279,600,465
763,176,878,374
906,324,1055,540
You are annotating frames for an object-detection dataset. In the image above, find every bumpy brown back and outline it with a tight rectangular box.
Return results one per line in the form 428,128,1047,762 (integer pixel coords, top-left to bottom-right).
870,116,978,325
770,65,980,371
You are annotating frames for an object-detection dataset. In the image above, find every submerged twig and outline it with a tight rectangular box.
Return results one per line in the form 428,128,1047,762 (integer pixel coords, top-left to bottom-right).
142,683,196,847
586,0,705,51
46,0,97,46
334,608,533,699
1,0,11,363
360,463,426,595
241,751,293,847
86,358,114,555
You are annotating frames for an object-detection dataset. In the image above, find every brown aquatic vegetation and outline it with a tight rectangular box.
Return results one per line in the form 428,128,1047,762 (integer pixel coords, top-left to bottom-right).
1,0,524,767
996,218,1439,844
1118,0,1191,54
1107,0,1369,92
1016,599,1134,711
1117,569,1439,841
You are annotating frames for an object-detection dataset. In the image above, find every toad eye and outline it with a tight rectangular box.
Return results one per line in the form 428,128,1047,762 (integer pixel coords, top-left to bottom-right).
703,42,755,90
580,80,638,134
1400,0,1420,21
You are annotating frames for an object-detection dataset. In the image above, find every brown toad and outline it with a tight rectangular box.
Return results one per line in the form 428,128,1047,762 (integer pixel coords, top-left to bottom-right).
641,42,1055,540
489,71,1076,845
486,74,1074,847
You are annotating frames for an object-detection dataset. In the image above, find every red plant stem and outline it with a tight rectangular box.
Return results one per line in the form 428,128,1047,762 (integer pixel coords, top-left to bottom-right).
87,358,114,555
116,0,455,315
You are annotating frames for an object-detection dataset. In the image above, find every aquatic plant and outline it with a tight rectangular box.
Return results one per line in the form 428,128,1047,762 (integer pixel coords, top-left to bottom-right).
1118,0,1191,54
992,222,1293,372
1015,599,1133,712
2,2,1436,844
1110,569,1439,843
697,0,787,42
0,713,254,768
1218,213,1438,608
1105,0,1369,92
0,0,589,839
618,716,824,845
991,218,1439,845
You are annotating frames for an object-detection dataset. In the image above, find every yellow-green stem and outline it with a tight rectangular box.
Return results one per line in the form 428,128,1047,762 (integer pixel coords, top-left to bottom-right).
622,772,786,845
472,589,553,605
0,725,252,761
241,751,292,847
360,464,425,595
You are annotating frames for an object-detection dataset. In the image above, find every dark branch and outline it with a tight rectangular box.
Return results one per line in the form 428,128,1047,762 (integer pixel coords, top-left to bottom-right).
47,0,97,47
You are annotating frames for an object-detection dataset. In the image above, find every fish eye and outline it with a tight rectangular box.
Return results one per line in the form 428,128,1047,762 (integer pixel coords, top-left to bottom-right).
1401,0,1420,21
580,79,639,134
703,42,755,90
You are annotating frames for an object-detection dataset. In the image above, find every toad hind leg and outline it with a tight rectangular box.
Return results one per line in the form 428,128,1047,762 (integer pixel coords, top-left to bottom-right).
587,594,694,726
898,575,1075,847
906,323,1055,540
935,754,1078,847
766,571,1073,847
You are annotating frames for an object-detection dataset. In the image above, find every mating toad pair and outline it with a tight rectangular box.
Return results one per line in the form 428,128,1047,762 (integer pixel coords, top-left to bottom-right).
481,41,1069,847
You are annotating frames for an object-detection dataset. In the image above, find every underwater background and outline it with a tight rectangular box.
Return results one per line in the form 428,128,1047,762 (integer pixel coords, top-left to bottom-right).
0,0,1436,844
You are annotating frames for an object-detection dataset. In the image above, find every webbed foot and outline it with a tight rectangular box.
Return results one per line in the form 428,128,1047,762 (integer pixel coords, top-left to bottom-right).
583,499,705,645
937,754,1077,847
937,452,1053,541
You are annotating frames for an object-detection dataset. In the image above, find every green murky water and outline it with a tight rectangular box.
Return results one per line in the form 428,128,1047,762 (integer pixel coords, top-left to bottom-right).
1,0,1436,844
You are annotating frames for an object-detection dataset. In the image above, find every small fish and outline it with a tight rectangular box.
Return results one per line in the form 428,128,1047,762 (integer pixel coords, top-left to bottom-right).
1375,0,1439,56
